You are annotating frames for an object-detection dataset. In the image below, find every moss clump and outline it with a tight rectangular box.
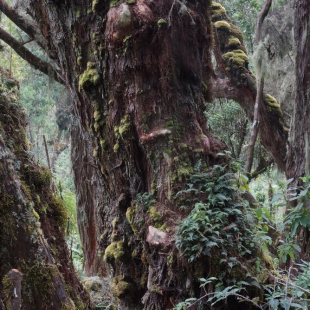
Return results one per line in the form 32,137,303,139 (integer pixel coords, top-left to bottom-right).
113,143,119,153
127,0,135,3
50,196,68,231
214,20,231,31
148,206,163,228
23,264,60,302
157,18,167,27
223,49,249,69
24,166,52,189
112,217,119,229
211,2,226,20
264,94,283,116
104,241,125,262
118,115,131,137
111,276,135,300
227,37,241,48
78,62,100,91
126,207,141,237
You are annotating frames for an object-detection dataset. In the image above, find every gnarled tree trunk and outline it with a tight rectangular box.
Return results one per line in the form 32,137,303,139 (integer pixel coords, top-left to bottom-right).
1,0,282,308
0,67,90,309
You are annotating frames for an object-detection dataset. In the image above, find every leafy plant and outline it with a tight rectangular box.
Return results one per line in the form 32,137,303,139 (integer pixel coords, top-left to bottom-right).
176,165,256,265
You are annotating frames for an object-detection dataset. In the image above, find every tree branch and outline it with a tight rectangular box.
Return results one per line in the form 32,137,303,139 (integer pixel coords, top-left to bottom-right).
255,0,272,44
0,0,45,49
0,27,64,84
211,3,287,171
245,78,264,175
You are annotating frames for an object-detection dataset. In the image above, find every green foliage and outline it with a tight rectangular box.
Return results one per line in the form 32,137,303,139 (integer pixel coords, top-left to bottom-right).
265,261,310,309
176,165,256,265
206,100,248,159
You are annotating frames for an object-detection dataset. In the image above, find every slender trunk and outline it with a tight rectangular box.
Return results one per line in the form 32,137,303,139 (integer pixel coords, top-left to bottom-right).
245,78,264,175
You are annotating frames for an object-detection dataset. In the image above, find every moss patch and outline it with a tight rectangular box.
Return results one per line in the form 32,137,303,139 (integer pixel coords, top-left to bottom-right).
211,2,226,20
104,241,125,262
78,62,100,91
223,49,249,69
111,276,135,300
214,20,231,31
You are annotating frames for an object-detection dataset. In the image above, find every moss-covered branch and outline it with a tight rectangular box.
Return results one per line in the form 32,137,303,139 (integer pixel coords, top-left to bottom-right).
211,1,288,171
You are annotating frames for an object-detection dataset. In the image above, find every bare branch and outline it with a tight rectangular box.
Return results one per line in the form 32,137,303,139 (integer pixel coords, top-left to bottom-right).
245,78,264,175
255,0,272,43
0,27,64,84
0,0,45,48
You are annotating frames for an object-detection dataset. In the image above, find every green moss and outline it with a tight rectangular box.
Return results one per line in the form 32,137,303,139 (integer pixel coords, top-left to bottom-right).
126,206,142,238
111,276,135,300
23,263,60,302
112,217,119,229
104,241,125,262
25,167,53,189
110,1,117,8
227,36,241,47
77,56,83,66
214,20,231,31
50,196,68,231
113,143,119,153
157,18,167,27
100,139,106,149
127,0,135,3
118,115,131,137
78,62,100,91
223,49,249,69
211,2,226,20
148,206,163,228
263,94,283,117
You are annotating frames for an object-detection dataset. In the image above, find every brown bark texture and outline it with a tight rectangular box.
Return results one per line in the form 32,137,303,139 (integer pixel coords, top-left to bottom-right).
286,0,310,186
0,67,90,309
2,0,273,309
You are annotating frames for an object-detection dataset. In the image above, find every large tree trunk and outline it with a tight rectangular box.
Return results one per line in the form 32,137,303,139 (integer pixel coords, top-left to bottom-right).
0,67,90,309
286,0,310,186
286,0,310,261
7,0,270,308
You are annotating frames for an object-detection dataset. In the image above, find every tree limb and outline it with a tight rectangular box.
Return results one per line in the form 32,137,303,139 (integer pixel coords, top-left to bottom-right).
0,0,45,49
245,77,264,175
0,27,64,84
255,0,272,43
211,3,287,171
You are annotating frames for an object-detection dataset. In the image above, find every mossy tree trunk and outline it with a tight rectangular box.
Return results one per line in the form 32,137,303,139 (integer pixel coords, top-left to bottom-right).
0,68,90,309
0,0,286,309
286,0,310,260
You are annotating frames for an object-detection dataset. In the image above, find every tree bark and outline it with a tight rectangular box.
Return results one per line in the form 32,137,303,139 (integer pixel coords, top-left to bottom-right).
0,68,90,309
0,0,279,308
286,0,310,186
245,77,264,175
